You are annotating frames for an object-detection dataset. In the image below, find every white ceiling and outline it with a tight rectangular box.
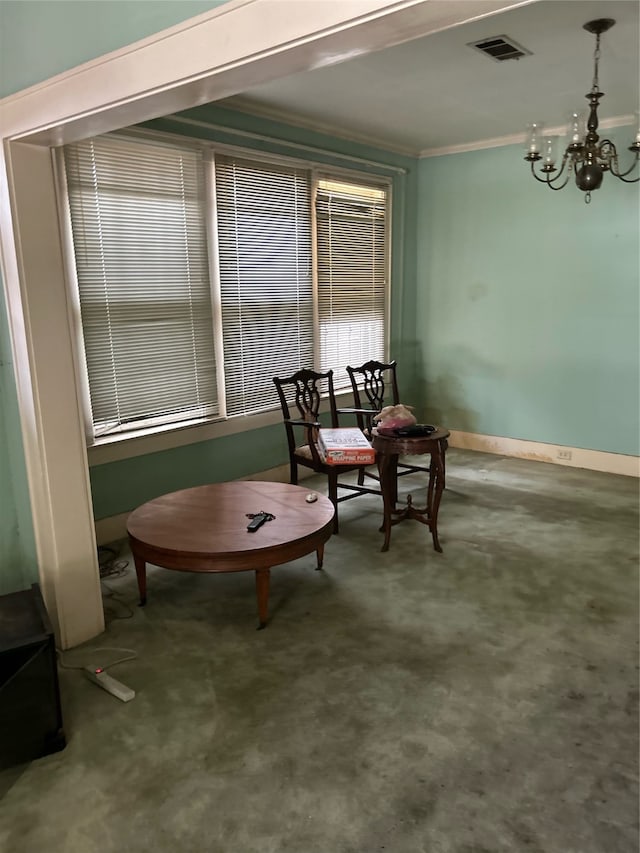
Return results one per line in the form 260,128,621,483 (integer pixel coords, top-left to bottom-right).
220,0,640,156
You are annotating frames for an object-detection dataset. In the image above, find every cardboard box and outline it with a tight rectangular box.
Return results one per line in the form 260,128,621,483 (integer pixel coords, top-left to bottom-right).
318,428,376,465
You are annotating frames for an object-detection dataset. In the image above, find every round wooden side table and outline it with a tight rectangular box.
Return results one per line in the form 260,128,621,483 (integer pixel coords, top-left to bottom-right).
371,427,450,553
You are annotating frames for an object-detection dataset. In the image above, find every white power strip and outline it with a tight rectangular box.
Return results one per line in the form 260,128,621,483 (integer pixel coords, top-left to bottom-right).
83,665,135,702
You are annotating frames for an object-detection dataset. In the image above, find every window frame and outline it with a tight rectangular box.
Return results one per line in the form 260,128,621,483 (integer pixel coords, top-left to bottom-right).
57,127,393,464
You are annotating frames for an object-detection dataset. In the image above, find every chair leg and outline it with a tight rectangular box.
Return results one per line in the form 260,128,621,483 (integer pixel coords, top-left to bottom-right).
328,473,339,534
290,459,298,485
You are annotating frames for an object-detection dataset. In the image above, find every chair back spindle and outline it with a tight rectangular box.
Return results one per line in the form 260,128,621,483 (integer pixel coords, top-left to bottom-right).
346,360,399,435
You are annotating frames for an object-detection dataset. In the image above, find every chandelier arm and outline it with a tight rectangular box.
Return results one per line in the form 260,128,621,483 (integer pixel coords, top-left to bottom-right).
544,173,572,191
529,158,571,187
551,154,570,181
530,165,552,184
612,171,640,184
607,155,640,180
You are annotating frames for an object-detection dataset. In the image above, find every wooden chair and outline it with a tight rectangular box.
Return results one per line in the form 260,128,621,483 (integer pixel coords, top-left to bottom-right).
273,368,379,534
342,359,437,485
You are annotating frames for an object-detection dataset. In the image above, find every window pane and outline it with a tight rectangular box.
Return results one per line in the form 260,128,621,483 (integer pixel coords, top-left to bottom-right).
315,178,388,389
215,155,313,416
64,136,218,437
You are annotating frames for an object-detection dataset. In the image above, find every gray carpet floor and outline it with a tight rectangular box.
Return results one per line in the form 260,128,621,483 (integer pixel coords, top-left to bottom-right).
1,449,638,853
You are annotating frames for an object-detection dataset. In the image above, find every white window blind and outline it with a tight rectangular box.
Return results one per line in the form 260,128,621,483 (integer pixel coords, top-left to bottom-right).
215,154,313,416
64,136,218,438
315,178,388,389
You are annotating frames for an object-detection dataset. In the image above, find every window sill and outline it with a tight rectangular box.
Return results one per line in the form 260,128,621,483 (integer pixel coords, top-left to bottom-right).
87,391,354,466
87,408,283,466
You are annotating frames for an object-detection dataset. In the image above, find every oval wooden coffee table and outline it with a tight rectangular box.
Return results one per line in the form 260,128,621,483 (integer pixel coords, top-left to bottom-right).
127,481,334,629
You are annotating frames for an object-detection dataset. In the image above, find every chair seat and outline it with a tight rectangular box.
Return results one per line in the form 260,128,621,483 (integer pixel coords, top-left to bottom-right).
294,444,316,462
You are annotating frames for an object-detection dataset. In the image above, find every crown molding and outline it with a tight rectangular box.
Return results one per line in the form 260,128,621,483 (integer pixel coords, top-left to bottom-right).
219,96,421,158
418,114,636,158
204,98,638,163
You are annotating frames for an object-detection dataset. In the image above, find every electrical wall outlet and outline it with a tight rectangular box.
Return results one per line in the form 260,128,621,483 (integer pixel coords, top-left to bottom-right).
557,449,572,461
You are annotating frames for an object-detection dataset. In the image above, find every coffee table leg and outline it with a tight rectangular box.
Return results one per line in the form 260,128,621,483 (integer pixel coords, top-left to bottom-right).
133,553,147,606
316,545,324,570
255,568,271,629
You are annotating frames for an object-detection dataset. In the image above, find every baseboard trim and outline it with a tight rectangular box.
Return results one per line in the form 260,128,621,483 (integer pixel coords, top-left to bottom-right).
448,430,639,478
94,463,312,545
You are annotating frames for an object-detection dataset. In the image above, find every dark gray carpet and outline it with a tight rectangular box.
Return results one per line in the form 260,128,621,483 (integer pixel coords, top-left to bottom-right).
1,449,638,853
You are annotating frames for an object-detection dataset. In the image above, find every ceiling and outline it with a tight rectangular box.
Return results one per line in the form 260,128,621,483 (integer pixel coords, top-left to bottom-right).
219,0,640,156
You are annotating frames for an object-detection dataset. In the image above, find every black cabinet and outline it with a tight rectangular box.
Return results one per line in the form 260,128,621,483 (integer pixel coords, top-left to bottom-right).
0,583,66,770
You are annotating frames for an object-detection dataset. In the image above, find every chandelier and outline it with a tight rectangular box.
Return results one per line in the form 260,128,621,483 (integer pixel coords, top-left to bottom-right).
524,18,640,203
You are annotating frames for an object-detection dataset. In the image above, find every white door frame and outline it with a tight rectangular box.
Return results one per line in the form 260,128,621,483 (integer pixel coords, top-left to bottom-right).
0,0,532,647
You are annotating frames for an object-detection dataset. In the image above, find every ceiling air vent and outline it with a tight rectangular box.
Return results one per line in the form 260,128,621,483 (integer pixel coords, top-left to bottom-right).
468,35,532,62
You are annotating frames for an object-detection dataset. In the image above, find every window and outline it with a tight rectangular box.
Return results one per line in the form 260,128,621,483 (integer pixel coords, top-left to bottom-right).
315,178,387,389
64,136,218,437
63,133,390,441
215,154,313,416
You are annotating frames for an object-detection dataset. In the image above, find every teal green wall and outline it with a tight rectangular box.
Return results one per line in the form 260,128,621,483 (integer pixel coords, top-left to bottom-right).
0,296,38,593
90,104,419,519
0,1,227,97
92,424,283,519
417,134,640,455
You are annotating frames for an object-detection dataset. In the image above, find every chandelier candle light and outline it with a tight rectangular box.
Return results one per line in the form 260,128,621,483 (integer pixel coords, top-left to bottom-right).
524,18,640,203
